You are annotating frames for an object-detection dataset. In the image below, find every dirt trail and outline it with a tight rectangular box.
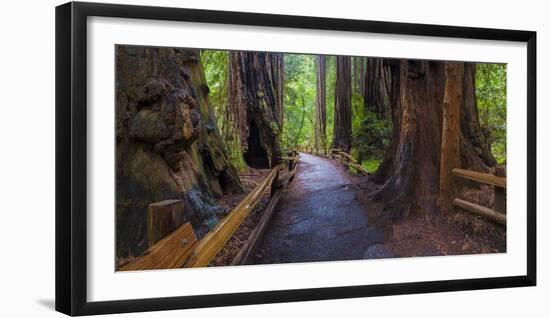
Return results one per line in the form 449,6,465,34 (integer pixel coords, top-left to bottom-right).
251,153,392,265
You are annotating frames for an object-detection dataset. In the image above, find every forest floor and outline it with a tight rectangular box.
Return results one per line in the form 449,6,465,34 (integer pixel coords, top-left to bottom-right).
346,164,507,258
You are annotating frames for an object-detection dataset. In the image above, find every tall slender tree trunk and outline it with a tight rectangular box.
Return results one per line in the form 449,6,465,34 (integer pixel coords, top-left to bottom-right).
460,63,496,172
359,57,366,96
365,57,392,119
226,52,283,168
439,63,463,211
273,53,285,136
314,55,327,152
371,59,401,184
354,57,360,94
332,56,352,152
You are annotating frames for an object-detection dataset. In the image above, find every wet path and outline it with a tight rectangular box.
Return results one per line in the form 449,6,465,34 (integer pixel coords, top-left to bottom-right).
251,153,392,264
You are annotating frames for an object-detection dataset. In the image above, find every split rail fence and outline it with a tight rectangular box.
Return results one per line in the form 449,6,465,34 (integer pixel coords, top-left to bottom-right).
452,167,506,225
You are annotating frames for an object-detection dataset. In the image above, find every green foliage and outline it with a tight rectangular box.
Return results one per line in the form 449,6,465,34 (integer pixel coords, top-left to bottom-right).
476,63,507,164
282,54,316,150
353,111,392,164
351,90,365,139
362,159,381,173
201,50,247,171
201,50,228,130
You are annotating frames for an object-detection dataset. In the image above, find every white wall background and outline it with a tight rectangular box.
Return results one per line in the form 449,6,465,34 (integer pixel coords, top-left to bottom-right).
0,0,546,316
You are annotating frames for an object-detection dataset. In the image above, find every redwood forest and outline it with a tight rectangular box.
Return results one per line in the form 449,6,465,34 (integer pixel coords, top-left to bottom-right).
115,46,507,271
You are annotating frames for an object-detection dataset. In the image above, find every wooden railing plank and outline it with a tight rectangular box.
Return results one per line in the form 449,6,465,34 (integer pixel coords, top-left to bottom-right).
336,151,358,164
184,164,281,268
452,168,506,188
231,191,282,265
232,155,299,265
329,149,368,175
453,198,506,225
494,166,507,214
119,222,198,271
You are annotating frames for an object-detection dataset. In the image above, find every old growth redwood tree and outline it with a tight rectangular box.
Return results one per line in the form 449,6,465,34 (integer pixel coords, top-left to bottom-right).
372,60,495,220
115,46,242,258
332,56,353,152
226,51,284,168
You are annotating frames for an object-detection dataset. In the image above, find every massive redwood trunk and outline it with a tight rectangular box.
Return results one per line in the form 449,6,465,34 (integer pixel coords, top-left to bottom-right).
314,55,327,152
115,46,242,258
373,60,445,219
227,51,283,168
372,60,496,219
332,56,353,152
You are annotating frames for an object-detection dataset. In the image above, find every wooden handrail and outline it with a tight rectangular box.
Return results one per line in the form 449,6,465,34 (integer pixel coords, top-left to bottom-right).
184,164,282,268
453,198,506,225
329,149,369,175
341,160,369,175
336,151,358,164
232,154,300,265
231,191,282,265
119,222,198,271
452,168,506,188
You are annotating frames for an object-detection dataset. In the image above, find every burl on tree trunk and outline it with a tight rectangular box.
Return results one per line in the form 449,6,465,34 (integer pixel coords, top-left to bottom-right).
332,56,353,152
227,51,284,168
372,60,495,220
116,46,242,259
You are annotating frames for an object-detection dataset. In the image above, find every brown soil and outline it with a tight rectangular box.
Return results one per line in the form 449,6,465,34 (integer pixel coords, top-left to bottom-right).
209,168,272,266
338,160,506,258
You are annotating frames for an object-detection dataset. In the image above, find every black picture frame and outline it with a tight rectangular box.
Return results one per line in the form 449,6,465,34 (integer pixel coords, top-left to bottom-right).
55,1,537,316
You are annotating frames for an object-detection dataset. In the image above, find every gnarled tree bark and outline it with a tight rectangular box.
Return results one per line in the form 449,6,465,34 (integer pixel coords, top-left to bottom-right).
115,46,242,259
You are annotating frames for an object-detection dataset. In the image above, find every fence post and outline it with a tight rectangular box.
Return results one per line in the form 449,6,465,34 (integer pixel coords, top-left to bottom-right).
494,166,506,214
147,199,185,247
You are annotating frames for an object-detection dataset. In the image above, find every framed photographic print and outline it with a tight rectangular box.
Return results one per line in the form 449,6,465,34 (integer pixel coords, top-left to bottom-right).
55,1,536,316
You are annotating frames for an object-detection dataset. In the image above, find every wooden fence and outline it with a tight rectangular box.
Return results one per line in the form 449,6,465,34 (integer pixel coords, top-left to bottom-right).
330,149,369,175
119,153,300,271
297,147,369,175
452,167,506,225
